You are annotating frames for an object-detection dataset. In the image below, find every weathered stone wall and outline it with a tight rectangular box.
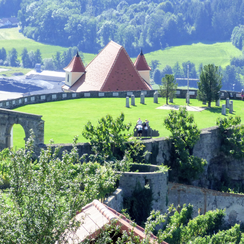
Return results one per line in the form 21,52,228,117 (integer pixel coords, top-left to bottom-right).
0,108,44,153
104,188,123,212
0,89,239,110
168,182,244,225
119,164,168,213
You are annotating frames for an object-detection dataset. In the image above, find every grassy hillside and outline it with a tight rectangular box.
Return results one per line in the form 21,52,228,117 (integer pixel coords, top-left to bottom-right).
12,97,244,148
143,42,242,70
0,28,96,63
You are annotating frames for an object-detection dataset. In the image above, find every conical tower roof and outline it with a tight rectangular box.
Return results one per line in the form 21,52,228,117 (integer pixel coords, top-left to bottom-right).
134,49,151,71
64,52,85,72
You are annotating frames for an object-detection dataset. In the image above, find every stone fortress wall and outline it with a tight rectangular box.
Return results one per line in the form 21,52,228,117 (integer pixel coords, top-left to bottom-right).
1,88,244,225
0,89,240,110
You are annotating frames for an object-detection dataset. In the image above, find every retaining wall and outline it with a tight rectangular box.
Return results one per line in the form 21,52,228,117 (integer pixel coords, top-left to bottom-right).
0,89,240,110
168,182,244,225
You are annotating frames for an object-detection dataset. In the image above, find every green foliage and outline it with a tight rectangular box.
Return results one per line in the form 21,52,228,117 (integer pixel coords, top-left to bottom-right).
198,64,222,107
162,204,193,243
123,182,153,227
0,130,121,243
231,25,244,50
82,113,132,160
159,74,177,105
0,148,11,188
181,209,225,243
216,116,244,159
164,107,207,183
190,224,242,243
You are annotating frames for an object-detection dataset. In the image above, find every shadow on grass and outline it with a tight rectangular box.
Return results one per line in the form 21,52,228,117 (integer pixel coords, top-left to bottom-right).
206,106,236,116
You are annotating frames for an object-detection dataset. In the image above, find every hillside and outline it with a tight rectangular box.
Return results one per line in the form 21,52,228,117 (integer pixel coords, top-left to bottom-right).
0,28,96,64
145,42,242,70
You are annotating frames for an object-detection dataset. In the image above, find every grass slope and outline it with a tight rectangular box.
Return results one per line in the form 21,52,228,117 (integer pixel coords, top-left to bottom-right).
12,97,244,148
144,42,242,70
0,28,96,63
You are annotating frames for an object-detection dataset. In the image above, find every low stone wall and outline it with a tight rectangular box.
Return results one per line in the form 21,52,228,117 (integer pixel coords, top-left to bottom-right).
0,88,241,110
119,164,168,213
104,188,123,212
168,182,244,225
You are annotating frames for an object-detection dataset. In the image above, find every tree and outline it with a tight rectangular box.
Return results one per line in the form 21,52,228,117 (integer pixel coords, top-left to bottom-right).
21,48,31,68
0,47,6,62
8,48,19,67
159,74,177,105
43,58,55,70
173,62,184,79
34,49,42,64
153,68,162,85
198,64,222,107
82,113,132,160
0,131,121,243
164,107,207,183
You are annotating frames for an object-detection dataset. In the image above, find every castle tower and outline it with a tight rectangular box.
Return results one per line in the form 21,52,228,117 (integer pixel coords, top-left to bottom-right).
63,52,85,87
134,49,151,84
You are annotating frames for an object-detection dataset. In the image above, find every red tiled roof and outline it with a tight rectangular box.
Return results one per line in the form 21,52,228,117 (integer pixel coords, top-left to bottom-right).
61,200,167,243
134,50,151,71
66,41,151,92
63,52,85,72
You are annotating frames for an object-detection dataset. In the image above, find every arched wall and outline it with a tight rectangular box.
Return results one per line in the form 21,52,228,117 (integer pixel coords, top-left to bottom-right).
0,108,44,152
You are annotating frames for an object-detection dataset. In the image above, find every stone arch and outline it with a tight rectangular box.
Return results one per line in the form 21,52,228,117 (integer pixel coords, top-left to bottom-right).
0,108,44,152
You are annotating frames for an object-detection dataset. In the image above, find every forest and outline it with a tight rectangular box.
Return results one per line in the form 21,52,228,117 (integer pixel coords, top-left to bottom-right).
0,0,244,56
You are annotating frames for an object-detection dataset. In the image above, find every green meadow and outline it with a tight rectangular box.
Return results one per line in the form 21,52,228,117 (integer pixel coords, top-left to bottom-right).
12,97,244,148
0,28,96,63
144,42,242,70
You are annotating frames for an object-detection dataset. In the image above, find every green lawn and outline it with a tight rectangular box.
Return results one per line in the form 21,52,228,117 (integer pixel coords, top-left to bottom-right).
12,97,244,148
0,28,96,63
143,42,242,70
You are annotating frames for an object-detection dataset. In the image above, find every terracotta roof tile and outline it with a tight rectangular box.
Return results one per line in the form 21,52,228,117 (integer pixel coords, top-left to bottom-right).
61,200,167,243
134,50,151,71
64,52,85,72
66,41,152,92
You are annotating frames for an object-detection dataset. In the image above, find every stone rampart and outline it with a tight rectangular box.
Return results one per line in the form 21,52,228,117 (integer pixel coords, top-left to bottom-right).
104,188,123,212
119,164,168,213
0,89,240,110
168,182,244,225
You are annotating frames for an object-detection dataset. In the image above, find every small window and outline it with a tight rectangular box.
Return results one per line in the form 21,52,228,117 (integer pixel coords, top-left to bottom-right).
67,74,69,83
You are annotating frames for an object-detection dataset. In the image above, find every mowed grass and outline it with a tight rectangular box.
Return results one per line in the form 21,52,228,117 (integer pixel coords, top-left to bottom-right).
143,42,242,70
12,97,244,148
0,28,96,63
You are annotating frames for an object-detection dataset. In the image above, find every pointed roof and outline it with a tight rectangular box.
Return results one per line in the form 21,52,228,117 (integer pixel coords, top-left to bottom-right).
63,52,85,72
134,49,151,71
66,41,151,92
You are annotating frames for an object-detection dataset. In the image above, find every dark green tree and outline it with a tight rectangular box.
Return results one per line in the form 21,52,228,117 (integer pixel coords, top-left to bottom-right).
198,64,222,107
8,48,19,67
21,48,31,68
164,107,207,183
0,47,6,62
159,74,177,105
34,49,42,64
173,62,184,79
153,68,162,85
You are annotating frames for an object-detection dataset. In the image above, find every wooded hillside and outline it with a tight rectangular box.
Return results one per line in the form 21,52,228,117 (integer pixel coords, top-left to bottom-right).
1,0,244,56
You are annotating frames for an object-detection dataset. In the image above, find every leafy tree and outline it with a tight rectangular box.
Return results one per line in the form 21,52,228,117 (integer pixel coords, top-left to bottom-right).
8,48,19,67
231,25,244,50
149,59,160,77
34,49,42,64
0,47,6,62
173,62,184,79
82,113,132,160
182,61,198,79
159,74,177,105
0,131,122,243
21,48,32,68
164,107,207,183
198,64,222,107
43,58,55,70
222,65,242,91
216,116,244,159
153,68,162,85
161,65,173,78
